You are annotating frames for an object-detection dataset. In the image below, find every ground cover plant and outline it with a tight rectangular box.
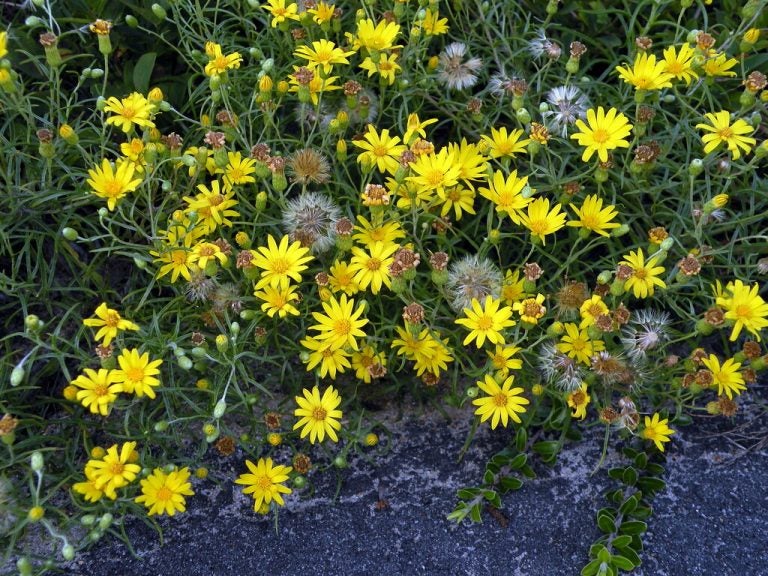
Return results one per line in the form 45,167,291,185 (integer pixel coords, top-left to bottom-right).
1,0,767,573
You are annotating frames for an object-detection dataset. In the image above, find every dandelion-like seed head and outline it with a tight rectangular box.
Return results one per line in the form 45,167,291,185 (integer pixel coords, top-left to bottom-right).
538,342,584,392
528,30,561,60
543,85,589,137
446,254,502,312
185,270,217,302
282,192,340,253
287,148,331,185
437,42,483,91
620,309,670,360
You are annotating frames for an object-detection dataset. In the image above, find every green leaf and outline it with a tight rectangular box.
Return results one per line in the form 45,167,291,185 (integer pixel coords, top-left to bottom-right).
515,427,527,451
615,546,641,567
619,520,647,535
133,52,157,94
611,555,636,571
637,477,666,493
532,440,560,456
581,559,602,576
633,452,648,469
483,470,495,484
597,514,615,533
611,535,632,549
482,489,497,501
457,488,478,500
674,413,693,426
608,467,624,481
521,465,536,478
446,504,469,523
645,463,665,476
622,467,638,486
470,504,483,523
631,505,653,520
597,546,611,563
621,447,639,459
619,495,638,516
509,453,527,469
499,477,524,492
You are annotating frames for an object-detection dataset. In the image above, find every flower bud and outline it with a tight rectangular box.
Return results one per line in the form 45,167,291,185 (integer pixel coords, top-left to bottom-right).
62,544,75,561
466,386,479,398
125,15,139,27
151,3,167,19
98,513,113,531
333,455,348,469
688,158,704,177
154,420,169,432
30,451,44,472
10,365,25,387
215,334,228,353
293,475,307,488
213,399,227,419
177,356,193,370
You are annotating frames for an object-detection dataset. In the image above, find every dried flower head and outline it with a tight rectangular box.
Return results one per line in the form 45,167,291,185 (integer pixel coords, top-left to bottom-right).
570,41,587,58
529,30,561,60
556,281,589,313
437,42,483,91
696,32,715,51
742,341,762,360
446,254,502,311
0,414,19,436
334,217,353,237
185,271,217,302
717,397,738,417
621,309,670,359
94,344,114,360
402,302,425,324
538,342,583,392
523,262,543,282
39,31,57,47
292,453,311,474
282,192,340,253
250,143,271,162
287,148,331,185
429,251,449,271
214,436,236,456
634,141,661,164
648,226,668,244
466,98,483,114
543,85,589,137
343,80,362,96
36,129,53,143
204,131,226,149
635,36,653,51
636,105,656,124
744,71,767,93
704,307,724,326
361,183,390,206
678,254,701,276
264,412,281,429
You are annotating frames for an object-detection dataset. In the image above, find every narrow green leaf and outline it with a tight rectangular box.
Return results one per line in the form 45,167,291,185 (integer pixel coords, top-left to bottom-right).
133,52,157,93
509,453,527,469
469,504,483,523
515,427,527,451
619,495,638,516
532,440,560,456
611,555,635,571
611,535,632,548
457,488,477,500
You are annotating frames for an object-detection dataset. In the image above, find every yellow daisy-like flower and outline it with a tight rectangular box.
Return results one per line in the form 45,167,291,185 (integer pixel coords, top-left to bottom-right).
455,296,516,349
519,197,566,245
513,293,547,324
262,0,300,27
481,126,530,159
403,113,439,146
621,248,666,299
308,1,335,25
348,241,399,294
662,44,698,85
255,284,301,318
615,52,674,91
447,139,489,187
571,106,633,163
191,241,228,271
641,413,675,452
0,31,8,59
287,67,341,105
701,354,746,399
183,180,240,234
70,368,124,416
86,158,143,211
360,53,401,85
579,294,609,328
487,344,523,377
73,462,106,503
300,336,351,379
88,442,141,500
567,194,620,237
235,458,293,512
328,260,360,295
352,125,406,175
472,374,529,429
222,151,256,190
293,385,343,443
566,382,590,420
716,279,768,341
695,111,756,161
294,39,354,76
406,148,462,197
204,42,242,77
152,237,197,284
103,92,155,134
83,302,140,346
135,467,194,516
352,18,401,52
251,234,314,290
478,170,531,224
309,293,368,351
439,185,476,220
351,345,386,384
113,348,162,399
391,327,454,378
701,51,738,78
119,138,147,172
353,215,405,245
556,323,605,366
420,8,449,36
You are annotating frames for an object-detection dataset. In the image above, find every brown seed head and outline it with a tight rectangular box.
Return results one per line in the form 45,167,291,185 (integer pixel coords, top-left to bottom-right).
95,344,114,360
293,66,315,86
315,272,330,287
0,414,19,436
744,71,767,93
214,436,236,456
704,307,724,326
264,412,281,429
569,41,587,58
236,250,255,269
696,32,715,51
267,156,286,173
634,141,660,164
695,369,714,388
293,453,312,474
616,264,634,281
429,251,449,271
250,143,271,162
742,341,761,360
466,98,483,114
613,303,631,325
162,132,183,149
402,302,425,324
204,131,226,149
291,28,307,41
717,397,738,417
678,254,702,276
37,129,54,143
556,281,588,310
39,32,57,47
595,314,614,333
530,122,550,145
191,331,206,346
399,150,417,167
334,217,353,237
690,348,708,365
509,78,528,97
523,262,543,281
599,407,619,424
343,80,362,96
635,36,653,51
562,181,582,196
362,183,390,206
421,372,440,387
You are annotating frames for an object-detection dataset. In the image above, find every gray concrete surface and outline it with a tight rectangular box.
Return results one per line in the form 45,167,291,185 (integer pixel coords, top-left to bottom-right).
60,398,768,576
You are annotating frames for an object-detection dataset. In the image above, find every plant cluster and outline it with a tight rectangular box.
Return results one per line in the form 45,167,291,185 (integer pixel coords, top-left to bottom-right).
1,0,767,572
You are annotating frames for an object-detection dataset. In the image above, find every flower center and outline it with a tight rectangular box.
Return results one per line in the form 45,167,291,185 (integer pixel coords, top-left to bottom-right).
94,383,109,397
717,127,734,140
334,319,351,335
272,258,289,274
425,169,445,186
121,106,136,120
209,194,224,207
104,311,121,327
634,268,647,280
256,475,272,490
493,392,508,407
156,486,173,501
591,128,609,144
312,407,327,421
366,257,382,271
105,180,124,197
527,219,549,235
571,391,586,405
126,367,145,382
523,302,543,318
372,145,389,157
110,461,125,475
735,304,752,319
476,315,493,331
171,250,188,265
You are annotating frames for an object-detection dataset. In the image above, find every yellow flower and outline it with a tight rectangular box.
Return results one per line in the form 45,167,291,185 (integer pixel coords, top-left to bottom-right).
300,336,351,378
716,279,768,341
513,293,547,324
391,326,453,378
359,52,401,85
701,51,738,77
262,0,300,27
348,241,399,294
86,158,143,211
287,67,341,105
88,442,141,499
519,197,566,245
487,344,523,377
567,194,620,237
204,42,242,76
579,294,609,328
501,269,526,305
183,180,239,234
695,111,756,161
83,302,139,346
420,8,449,36
293,385,343,443
615,52,673,91
439,185,476,220
403,113,438,145
406,148,462,197
455,296,516,348
352,18,401,52
472,374,529,429
328,260,360,295
481,126,530,159
294,39,354,76
235,458,292,511
641,413,675,452
251,234,314,290
447,138,489,186
222,151,256,190
566,382,590,419
135,467,194,516
701,354,746,399
113,348,162,399
478,170,531,224
353,215,405,246
352,125,406,175
73,463,106,503
308,1,335,25
151,235,197,284
0,31,8,59
191,241,228,270
351,345,386,383
662,44,698,85
557,323,604,365
103,92,155,133
571,106,633,163
621,248,666,298
70,368,124,416
309,293,368,351
254,284,301,318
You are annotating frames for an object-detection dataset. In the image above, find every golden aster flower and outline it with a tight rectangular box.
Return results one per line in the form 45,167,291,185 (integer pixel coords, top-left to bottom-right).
455,295,516,349
222,151,256,190
695,111,756,161
89,19,112,35
262,0,300,27
183,180,240,234
353,215,405,246
308,1,335,25
0,31,8,59
73,463,106,503
579,294,609,328
556,323,605,366
501,269,526,305
252,234,314,290
70,368,124,416
390,177,435,210
403,113,438,146
287,67,341,105
413,331,453,377
621,248,666,298
481,126,531,159
300,336,351,378
88,442,141,499
103,92,155,134
472,374,529,429
716,279,768,341
309,293,369,351
255,284,301,318
487,344,523,377
439,185,476,220
420,8,449,36
235,457,293,512
519,197,566,245
406,148,462,197
352,125,406,175
662,43,698,85
352,18,401,52
328,260,360,295
447,139,489,187
566,382,591,419
701,51,738,77
135,467,194,516
348,240,399,294
641,413,675,452
293,385,343,443
83,302,139,346
120,138,147,173
113,348,162,399
571,106,633,163
478,170,531,224
566,194,620,237
204,42,242,76
294,39,354,76
86,158,143,211
191,241,227,271
701,354,746,399
351,345,386,383
615,52,674,91
359,52,401,85
152,239,198,284
513,293,547,324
